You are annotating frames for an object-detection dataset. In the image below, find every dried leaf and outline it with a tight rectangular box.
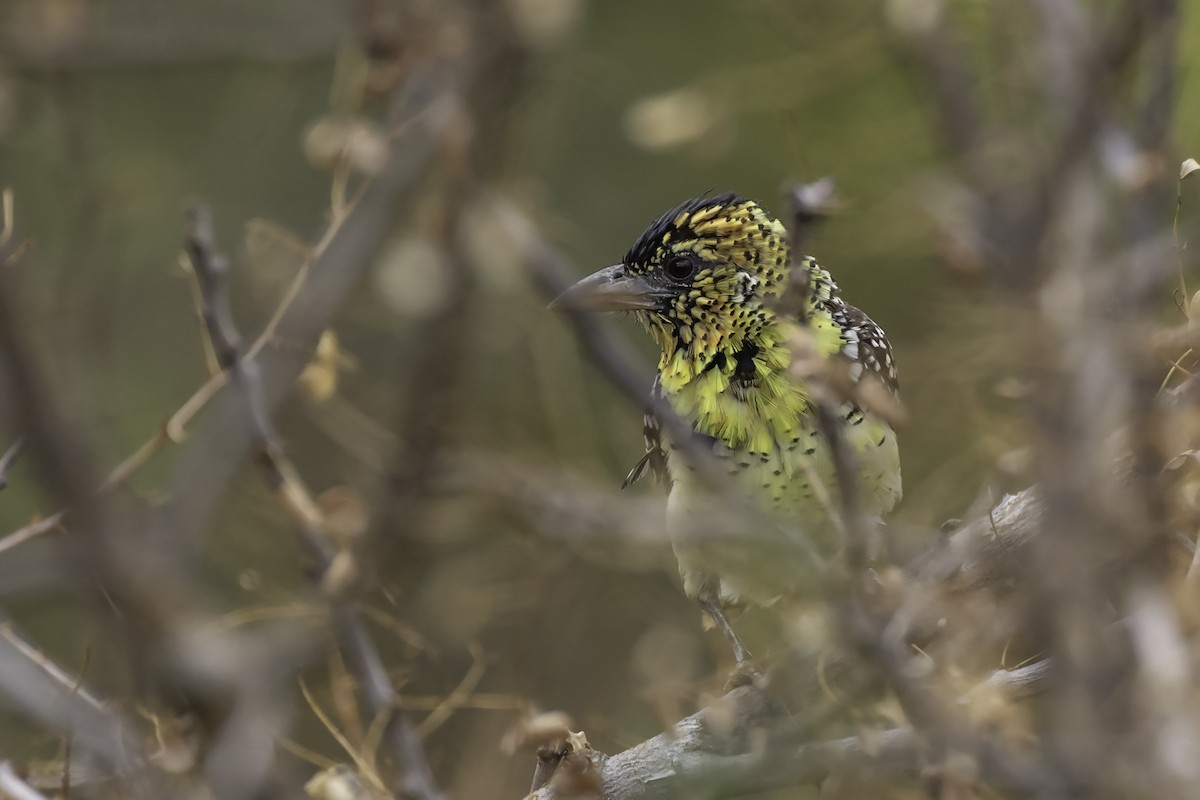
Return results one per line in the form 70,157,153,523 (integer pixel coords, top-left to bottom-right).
1182,158,1200,181
374,236,453,318
319,487,369,544
147,712,199,774
1188,290,1200,323
299,330,344,404
305,765,371,800
304,117,388,175
624,88,718,150
501,710,574,754
1164,451,1197,472
321,549,361,600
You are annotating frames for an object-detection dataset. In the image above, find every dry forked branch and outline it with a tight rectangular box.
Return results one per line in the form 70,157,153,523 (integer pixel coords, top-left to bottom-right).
172,8,536,795
0,194,378,799
0,49,453,558
0,141,419,560
156,43,461,561
526,658,1051,800
183,199,442,800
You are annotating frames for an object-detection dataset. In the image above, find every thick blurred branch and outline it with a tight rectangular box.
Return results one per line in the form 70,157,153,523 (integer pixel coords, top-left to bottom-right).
0,761,47,800
528,659,1049,800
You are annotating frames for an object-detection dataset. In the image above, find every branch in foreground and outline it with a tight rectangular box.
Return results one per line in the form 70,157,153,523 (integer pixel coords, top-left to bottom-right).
528,660,1048,800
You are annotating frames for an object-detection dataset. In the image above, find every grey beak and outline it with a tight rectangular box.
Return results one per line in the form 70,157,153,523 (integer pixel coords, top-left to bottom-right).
548,264,662,312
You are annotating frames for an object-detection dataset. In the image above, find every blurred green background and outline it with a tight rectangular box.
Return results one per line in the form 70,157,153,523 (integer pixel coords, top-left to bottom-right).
1,0,1198,796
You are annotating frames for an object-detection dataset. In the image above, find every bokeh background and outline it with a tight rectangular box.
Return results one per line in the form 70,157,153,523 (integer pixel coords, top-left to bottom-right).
0,1,1198,797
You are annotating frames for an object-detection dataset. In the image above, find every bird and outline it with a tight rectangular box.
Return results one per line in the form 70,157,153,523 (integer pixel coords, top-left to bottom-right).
550,193,901,663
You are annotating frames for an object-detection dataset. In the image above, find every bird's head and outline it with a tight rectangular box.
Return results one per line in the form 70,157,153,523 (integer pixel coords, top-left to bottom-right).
551,194,794,383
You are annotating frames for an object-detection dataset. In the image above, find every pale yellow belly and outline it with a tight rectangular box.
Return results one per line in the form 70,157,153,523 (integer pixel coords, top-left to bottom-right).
665,417,900,606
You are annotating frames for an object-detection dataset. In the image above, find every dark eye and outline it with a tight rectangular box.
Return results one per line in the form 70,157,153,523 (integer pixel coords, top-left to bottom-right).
665,256,695,281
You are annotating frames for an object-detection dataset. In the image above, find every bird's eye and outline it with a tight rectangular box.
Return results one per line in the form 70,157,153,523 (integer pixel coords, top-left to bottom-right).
665,256,695,281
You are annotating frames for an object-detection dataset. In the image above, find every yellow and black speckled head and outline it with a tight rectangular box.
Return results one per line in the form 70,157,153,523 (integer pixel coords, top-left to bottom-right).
550,194,843,388
580,195,787,360
621,193,788,289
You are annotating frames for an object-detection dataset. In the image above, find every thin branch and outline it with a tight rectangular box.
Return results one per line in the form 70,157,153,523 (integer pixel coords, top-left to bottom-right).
0,512,64,558
0,436,25,490
184,203,277,449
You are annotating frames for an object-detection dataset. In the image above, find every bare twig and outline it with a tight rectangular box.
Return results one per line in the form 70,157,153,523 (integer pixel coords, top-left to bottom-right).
184,201,443,800
184,203,277,449
0,512,64,558
0,436,25,490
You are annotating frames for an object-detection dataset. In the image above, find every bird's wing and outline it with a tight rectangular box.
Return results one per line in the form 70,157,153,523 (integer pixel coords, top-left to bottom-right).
623,375,670,489
821,299,899,397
